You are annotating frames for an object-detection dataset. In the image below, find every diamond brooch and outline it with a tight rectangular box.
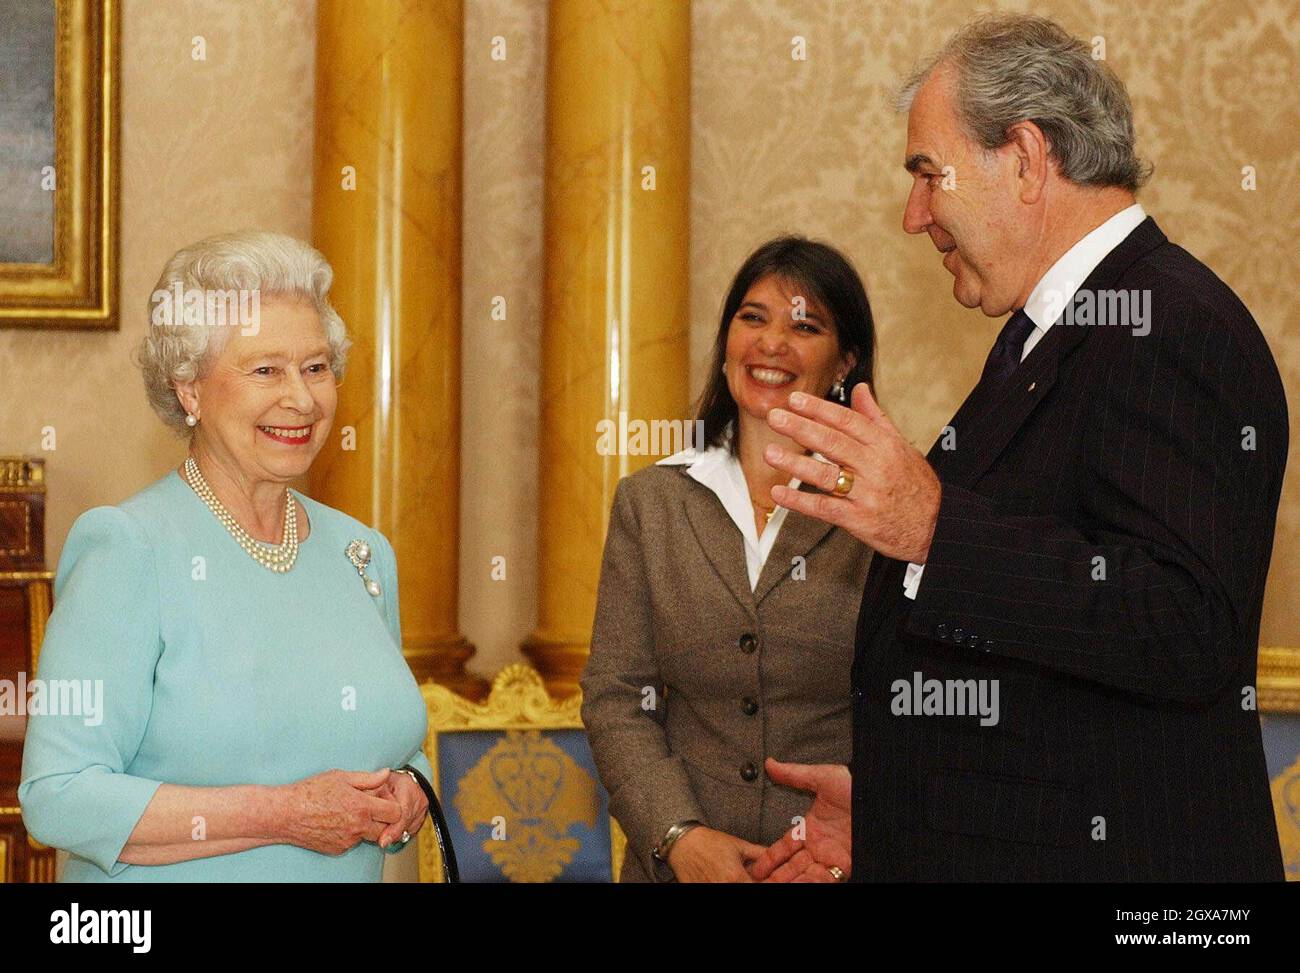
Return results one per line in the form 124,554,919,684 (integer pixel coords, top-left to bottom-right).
345,539,383,597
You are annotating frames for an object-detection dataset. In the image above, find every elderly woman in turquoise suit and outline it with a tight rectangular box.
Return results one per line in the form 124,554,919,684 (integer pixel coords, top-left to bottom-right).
19,231,433,881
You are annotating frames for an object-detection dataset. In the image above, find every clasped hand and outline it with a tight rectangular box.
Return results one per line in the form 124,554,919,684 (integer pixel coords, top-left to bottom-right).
281,768,428,856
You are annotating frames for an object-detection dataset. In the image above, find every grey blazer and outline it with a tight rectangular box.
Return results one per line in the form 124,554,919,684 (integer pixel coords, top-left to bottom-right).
580,462,872,882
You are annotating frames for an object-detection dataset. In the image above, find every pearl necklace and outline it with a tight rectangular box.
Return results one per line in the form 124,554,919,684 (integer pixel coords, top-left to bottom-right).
182,456,300,573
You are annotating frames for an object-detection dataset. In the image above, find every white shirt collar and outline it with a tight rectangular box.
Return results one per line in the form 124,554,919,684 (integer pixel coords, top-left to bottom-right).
656,421,821,590
1022,203,1147,334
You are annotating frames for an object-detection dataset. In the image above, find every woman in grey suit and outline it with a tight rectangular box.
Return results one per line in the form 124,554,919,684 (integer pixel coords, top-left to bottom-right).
581,237,876,882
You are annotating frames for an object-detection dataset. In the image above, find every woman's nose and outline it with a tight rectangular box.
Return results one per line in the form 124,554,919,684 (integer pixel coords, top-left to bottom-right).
755,320,791,354
280,369,316,411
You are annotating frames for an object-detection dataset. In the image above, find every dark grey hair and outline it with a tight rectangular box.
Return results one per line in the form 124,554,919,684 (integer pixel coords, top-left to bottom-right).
897,14,1152,191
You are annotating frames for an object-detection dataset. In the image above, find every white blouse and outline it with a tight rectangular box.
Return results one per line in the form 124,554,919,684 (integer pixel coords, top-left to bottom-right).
656,423,811,591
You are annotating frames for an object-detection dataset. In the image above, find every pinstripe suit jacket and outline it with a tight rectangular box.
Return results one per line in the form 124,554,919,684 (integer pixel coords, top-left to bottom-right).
850,217,1288,881
581,463,872,882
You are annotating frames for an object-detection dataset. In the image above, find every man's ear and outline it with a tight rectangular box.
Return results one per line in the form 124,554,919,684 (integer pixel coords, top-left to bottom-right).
1005,120,1050,204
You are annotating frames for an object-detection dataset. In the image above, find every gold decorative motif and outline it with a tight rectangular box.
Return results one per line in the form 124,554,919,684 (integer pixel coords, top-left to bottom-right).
1271,756,1300,882
1259,647,1300,714
454,728,597,882
0,458,45,490
27,577,53,673
418,664,625,882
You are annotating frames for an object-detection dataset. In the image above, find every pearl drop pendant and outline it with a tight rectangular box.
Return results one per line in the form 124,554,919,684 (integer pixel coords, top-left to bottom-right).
346,538,383,598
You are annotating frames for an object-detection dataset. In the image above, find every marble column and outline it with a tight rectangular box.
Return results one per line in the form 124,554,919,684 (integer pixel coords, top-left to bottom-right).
523,0,691,696
311,0,486,699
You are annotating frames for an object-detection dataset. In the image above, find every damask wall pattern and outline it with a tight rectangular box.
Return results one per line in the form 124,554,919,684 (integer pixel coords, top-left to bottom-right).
0,0,317,574
0,0,1295,670
689,0,1300,644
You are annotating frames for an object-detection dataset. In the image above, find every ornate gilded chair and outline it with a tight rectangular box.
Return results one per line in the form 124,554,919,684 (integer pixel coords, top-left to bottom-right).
417,664,625,882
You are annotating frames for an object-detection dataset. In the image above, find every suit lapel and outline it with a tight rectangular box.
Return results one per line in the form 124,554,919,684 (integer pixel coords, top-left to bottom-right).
929,217,1169,489
854,218,1171,652
678,467,837,612
935,335,1065,487
681,475,755,615
754,493,835,606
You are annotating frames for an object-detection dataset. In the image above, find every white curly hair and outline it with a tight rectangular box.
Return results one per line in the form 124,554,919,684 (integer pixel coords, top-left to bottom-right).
136,230,351,435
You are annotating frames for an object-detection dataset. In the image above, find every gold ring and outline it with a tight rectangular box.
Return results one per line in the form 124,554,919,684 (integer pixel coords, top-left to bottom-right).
827,865,847,882
832,468,854,497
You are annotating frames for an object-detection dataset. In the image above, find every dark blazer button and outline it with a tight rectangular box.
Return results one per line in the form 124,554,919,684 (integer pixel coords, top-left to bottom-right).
966,633,980,649
742,697,759,716
936,622,949,640
953,627,964,642
740,762,758,782
739,633,758,654
981,638,994,653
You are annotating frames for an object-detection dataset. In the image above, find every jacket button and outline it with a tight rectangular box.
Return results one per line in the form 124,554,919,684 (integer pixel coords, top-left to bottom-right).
981,638,994,653
966,633,980,649
742,697,759,716
739,633,758,654
740,762,758,782
936,622,949,640
953,627,964,643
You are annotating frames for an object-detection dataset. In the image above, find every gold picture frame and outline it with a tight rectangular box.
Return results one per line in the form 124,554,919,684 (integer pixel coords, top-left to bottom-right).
418,664,626,883
0,0,119,330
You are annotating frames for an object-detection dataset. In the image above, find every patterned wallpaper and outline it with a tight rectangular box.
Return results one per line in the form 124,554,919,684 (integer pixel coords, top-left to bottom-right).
0,0,1294,882
0,0,316,567
688,0,1300,645
0,0,1296,663
453,0,1299,674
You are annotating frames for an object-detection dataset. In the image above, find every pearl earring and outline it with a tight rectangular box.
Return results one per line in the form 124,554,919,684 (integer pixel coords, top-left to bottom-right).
185,414,198,427
831,378,846,403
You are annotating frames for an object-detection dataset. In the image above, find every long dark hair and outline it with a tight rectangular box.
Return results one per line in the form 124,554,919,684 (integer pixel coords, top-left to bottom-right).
696,236,877,452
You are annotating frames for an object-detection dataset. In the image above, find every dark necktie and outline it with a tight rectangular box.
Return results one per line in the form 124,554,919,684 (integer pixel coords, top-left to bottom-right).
977,309,1037,391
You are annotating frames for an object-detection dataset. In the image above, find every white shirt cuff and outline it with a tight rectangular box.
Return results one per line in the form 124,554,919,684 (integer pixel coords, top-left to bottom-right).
903,562,925,600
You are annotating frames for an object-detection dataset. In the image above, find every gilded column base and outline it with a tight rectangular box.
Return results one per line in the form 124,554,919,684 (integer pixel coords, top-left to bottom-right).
520,634,590,700
404,635,489,701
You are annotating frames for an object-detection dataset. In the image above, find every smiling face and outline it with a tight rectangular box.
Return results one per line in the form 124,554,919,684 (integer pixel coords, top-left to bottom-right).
902,62,1036,316
723,273,856,423
175,298,337,484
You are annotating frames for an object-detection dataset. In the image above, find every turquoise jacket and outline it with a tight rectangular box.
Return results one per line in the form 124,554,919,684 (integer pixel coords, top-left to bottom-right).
19,470,434,881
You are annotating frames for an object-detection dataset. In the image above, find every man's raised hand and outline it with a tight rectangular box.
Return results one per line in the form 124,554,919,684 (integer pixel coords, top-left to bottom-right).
764,383,941,563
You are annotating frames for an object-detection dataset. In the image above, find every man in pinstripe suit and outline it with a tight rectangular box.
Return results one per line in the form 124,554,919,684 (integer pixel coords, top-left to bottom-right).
749,14,1288,881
